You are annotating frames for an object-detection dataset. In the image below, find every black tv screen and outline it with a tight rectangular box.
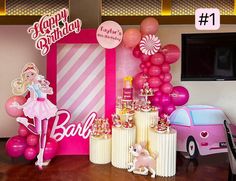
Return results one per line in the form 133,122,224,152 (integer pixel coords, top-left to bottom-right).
181,33,236,81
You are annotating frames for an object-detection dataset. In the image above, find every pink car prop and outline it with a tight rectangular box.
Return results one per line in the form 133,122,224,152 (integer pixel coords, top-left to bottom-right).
169,105,236,158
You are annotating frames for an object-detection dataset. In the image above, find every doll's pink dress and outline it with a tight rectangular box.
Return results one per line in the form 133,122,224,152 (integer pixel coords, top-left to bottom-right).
23,84,57,120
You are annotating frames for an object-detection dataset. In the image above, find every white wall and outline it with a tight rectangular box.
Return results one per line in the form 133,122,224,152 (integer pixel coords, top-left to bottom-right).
0,26,45,137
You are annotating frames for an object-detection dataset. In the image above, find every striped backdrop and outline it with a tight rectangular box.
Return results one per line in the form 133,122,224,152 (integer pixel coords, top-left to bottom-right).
57,44,105,123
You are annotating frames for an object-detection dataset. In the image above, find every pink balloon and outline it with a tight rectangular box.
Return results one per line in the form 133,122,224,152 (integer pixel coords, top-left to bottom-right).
150,52,165,65
161,63,170,73
24,146,38,160
6,135,27,158
163,73,172,83
162,44,180,64
123,28,142,48
171,86,190,106
5,96,26,117
133,45,142,58
160,94,172,107
140,17,159,35
139,63,146,70
143,67,148,74
133,72,148,89
145,61,152,68
160,83,173,94
148,77,162,88
154,90,163,98
26,134,38,146
18,124,29,137
150,96,161,104
148,65,161,76
164,104,176,115
159,73,164,81
43,138,58,160
141,54,150,62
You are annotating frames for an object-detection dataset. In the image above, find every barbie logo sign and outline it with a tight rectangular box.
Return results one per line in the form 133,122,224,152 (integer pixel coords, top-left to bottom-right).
28,8,82,56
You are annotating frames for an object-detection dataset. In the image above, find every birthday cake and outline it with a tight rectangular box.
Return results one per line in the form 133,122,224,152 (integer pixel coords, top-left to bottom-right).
89,118,111,164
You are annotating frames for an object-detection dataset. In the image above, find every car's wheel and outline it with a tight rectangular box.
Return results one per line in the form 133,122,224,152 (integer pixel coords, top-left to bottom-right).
186,136,199,159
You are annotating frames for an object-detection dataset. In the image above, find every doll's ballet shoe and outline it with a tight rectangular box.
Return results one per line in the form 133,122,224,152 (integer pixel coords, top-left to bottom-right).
35,160,50,166
16,117,29,126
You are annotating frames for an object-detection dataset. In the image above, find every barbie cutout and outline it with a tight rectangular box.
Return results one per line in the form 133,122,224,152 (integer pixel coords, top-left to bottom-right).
11,63,58,170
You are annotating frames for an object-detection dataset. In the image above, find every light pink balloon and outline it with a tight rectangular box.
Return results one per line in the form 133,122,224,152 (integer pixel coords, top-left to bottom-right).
134,72,148,89
161,63,170,73
140,17,159,35
171,86,189,106
141,54,150,62
123,28,142,48
133,45,142,58
5,96,27,117
148,76,162,88
164,103,176,115
43,138,58,160
150,52,165,65
160,83,173,94
24,146,38,160
148,65,161,76
163,73,172,83
162,44,180,64
18,124,29,137
26,134,38,146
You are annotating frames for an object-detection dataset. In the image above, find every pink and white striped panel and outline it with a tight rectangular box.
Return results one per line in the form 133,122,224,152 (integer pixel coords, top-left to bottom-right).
57,44,105,123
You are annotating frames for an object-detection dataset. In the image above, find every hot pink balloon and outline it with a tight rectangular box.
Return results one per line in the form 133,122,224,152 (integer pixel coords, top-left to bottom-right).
161,63,170,73
141,54,150,62
133,45,142,58
171,86,190,106
148,65,161,76
6,135,27,158
154,90,163,98
150,52,165,65
159,73,164,81
160,83,173,94
18,124,29,137
139,63,146,70
123,28,142,48
24,146,38,160
140,17,159,35
160,94,172,107
162,44,180,64
143,68,148,74
164,104,176,115
26,134,38,146
43,138,58,160
163,73,172,83
134,72,148,89
5,96,26,117
148,77,162,88
145,61,152,68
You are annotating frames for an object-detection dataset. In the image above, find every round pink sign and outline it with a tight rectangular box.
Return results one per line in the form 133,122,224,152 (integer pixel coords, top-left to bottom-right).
96,21,123,49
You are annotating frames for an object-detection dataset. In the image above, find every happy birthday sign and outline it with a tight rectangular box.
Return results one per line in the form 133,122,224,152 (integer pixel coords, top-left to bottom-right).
28,8,82,56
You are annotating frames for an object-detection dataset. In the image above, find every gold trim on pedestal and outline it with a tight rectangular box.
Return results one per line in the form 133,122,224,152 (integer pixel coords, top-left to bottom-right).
161,0,171,15
0,0,6,15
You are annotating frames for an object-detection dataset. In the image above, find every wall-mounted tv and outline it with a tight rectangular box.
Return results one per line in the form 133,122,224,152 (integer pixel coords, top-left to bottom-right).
181,32,236,81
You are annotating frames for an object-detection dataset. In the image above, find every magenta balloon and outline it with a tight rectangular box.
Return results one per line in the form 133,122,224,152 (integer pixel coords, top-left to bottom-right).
143,67,148,74
160,94,172,107
5,96,27,118
139,63,145,70
150,95,161,104
154,90,163,98
141,54,150,62
148,77,162,88
159,73,164,81
171,86,190,106
163,73,172,83
133,45,142,58
123,28,141,48
140,17,159,35
6,136,27,158
148,65,161,76
134,73,148,89
164,104,176,115
162,44,180,64
24,146,38,160
150,52,165,65
43,139,58,160
161,63,170,73
18,124,29,137
160,83,173,94
145,61,152,68
26,134,38,146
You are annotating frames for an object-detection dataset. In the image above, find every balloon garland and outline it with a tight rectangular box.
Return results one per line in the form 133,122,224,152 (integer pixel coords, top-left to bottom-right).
123,17,190,117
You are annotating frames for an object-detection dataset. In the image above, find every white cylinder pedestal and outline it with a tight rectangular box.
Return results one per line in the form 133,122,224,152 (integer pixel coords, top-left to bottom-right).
89,136,111,164
149,128,177,177
134,111,158,145
112,127,136,169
